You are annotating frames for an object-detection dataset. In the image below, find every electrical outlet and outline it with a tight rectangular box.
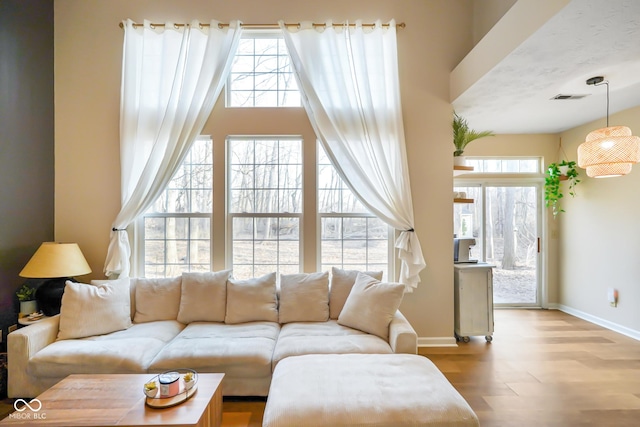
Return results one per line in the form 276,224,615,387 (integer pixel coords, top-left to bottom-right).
8,324,17,333
607,288,618,307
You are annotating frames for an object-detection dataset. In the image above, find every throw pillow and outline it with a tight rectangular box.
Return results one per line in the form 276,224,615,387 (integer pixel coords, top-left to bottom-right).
279,271,329,323
337,272,405,340
133,276,182,323
225,272,278,324
58,279,132,340
329,267,383,319
177,270,232,324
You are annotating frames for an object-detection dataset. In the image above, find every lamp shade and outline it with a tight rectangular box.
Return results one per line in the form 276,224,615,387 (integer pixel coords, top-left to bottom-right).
577,126,640,178
19,242,92,278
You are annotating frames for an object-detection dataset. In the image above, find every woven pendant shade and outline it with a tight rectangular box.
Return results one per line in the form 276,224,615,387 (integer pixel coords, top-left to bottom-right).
577,125,640,178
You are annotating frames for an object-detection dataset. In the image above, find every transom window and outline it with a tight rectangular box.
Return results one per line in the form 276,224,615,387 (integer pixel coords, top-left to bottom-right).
228,137,302,279
465,157,541,173
226,33,301,107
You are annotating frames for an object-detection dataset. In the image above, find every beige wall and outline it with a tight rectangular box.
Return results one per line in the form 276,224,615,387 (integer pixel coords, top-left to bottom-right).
471,0,517,45
54,0,474,341
558,106,640,335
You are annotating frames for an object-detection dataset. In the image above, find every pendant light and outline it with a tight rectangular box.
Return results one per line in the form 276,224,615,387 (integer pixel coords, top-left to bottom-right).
577,76,640,178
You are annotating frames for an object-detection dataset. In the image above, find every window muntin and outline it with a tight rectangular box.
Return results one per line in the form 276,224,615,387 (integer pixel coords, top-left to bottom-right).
318,145,389,278
227,33,301,107
142,137,212,278
228,137,302,279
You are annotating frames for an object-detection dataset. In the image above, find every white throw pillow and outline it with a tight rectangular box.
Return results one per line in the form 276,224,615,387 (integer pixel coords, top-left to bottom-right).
279,271,329,323
225,272,278,324
58,279,132,340
337,273,405,340
177,270,231,324
329,267,383,319
133,276,182,323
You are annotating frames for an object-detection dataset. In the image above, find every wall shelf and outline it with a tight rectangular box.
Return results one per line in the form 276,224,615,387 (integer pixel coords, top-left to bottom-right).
453,165,474,171
454,198,474,204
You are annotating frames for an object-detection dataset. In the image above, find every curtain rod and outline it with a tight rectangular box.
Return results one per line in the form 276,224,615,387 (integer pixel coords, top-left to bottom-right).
119,21,405,30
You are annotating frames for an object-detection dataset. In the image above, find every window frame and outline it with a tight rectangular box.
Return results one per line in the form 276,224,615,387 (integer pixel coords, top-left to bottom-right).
226,135,304,278
316,143,393,279
134,136,214,278
225,30,301,108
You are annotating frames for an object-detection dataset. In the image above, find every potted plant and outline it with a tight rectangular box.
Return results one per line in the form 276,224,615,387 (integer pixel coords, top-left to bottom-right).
16,283,38,315
453,112,494,166
545,160,580,218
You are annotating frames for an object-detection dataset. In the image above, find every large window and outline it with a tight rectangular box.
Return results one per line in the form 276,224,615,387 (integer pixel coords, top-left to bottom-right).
136,30,391,279
140,137,213,278
227,33,301,107
228,137,302,278
318,146,389,278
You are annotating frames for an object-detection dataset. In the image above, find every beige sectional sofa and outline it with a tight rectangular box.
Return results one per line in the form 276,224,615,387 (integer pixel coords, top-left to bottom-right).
8,269,417,398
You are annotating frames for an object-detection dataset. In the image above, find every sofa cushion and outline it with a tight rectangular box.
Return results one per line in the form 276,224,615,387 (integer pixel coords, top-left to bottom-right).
149,321,280,379
58,279,132,340
278,272,329,324
29,320,184,378
177,270,231,324
225,272,278,324
338,273,405,340
272,320,392,368
134,277,182,323
329,267,383,319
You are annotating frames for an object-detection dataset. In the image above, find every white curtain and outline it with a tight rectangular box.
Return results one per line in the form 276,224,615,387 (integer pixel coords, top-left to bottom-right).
104,19,242,278
280,20,425,291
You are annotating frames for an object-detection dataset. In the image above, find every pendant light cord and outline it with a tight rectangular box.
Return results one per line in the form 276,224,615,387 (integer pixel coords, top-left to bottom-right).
591,78,610,127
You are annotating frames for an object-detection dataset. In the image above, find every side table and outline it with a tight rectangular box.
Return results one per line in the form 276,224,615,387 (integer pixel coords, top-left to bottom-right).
17,315,50,327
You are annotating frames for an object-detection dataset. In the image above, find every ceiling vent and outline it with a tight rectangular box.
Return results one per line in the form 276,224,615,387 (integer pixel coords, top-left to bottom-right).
551,94,589,100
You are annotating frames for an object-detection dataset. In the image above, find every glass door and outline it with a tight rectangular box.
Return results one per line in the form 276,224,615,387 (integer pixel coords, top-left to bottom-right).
454,183,542,307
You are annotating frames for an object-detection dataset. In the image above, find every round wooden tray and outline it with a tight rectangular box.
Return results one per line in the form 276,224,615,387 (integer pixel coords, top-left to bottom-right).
144,369,198,408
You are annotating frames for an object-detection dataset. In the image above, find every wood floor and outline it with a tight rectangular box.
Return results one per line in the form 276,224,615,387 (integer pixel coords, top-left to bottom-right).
422,309,640,427
221,309,640,427
3,309,640,426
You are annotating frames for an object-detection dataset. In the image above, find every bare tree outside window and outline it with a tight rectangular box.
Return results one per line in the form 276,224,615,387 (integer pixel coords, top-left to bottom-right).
142,137,213,277
229,137,302,278
318,145,389,279
227,35,301,107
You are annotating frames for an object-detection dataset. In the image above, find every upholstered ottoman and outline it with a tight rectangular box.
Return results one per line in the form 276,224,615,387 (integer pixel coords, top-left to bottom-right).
263,354,479,427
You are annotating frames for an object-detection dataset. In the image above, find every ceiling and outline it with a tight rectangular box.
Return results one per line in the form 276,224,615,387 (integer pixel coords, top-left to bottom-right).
451,0,640,134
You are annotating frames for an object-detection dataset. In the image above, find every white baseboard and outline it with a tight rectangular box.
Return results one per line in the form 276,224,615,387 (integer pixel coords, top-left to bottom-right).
550,303,640,341
417,336,458,347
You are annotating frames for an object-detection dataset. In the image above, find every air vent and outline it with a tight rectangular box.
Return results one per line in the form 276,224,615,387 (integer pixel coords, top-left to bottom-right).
551,94,589,100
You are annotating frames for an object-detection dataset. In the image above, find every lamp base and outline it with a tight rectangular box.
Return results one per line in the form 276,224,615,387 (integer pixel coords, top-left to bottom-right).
35,278,76,316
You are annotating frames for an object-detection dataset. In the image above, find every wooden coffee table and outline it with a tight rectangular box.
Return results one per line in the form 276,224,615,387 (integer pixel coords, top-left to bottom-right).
0,373,224,427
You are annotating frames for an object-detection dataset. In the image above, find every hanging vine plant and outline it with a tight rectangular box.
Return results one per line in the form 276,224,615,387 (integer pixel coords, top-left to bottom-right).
545,160,580,218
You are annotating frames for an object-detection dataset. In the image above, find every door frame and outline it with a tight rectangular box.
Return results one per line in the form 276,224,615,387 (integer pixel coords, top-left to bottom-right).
455,175,546,308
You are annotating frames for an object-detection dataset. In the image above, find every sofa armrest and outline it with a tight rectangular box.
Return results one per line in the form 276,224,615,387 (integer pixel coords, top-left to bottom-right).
389,310,417,354
8,315,60,397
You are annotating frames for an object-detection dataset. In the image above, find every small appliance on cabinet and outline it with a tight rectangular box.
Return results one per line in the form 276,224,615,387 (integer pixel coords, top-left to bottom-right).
454,263,494,343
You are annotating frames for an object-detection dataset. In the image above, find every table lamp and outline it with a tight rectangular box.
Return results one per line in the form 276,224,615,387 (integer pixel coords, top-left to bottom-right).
19,242,92,316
